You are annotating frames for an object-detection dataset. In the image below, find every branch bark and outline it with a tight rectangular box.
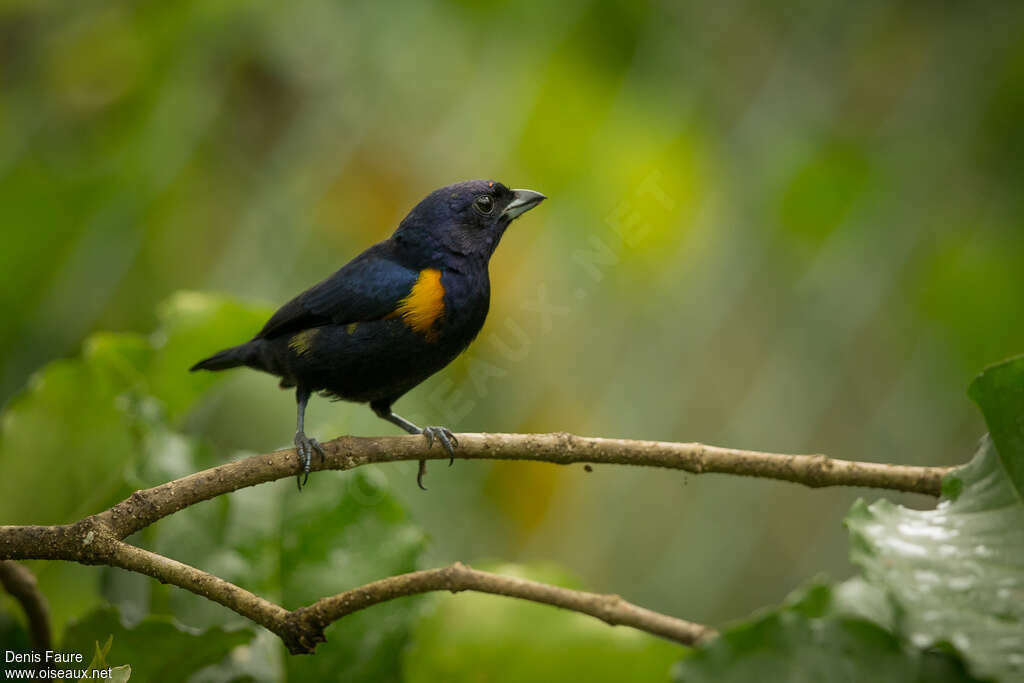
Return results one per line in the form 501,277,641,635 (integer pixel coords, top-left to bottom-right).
0,432,953,654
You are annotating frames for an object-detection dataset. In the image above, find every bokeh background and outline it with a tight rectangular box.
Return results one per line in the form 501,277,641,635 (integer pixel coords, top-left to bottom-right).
2,0,1024,675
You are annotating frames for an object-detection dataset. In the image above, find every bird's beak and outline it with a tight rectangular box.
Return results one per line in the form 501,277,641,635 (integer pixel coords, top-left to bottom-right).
501,189,546,220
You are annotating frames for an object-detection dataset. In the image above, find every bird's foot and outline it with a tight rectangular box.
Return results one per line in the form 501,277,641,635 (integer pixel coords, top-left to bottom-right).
294,431,325,490
422,425,458,461
416,426,458,490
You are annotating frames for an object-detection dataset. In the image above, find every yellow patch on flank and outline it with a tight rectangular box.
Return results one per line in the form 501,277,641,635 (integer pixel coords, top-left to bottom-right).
288,328,319,356
346,322,359,334
392,268,445,340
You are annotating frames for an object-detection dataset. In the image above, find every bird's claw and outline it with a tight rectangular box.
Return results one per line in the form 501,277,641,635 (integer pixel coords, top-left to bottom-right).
294,431,325,490
423,426,457,463
416,426,458,490
416,459,428,491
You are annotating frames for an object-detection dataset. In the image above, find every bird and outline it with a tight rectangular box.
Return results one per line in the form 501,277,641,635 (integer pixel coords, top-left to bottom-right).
190,179,546,490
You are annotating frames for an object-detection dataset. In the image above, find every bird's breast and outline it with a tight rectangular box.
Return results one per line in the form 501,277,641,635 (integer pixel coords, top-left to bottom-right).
438,267,490,342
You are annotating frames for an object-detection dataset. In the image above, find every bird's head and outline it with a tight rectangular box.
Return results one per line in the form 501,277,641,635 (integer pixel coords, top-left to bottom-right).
393,179,546,264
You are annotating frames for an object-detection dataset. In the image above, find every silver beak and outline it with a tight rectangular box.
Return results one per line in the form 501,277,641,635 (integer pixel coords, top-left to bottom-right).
501,188,547,220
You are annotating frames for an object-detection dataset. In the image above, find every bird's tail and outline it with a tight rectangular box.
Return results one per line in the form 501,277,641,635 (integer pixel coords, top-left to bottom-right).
190,342,256,372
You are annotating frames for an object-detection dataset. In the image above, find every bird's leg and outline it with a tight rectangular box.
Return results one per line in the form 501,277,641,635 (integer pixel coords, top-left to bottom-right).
294,386,325,490
370,402,458,490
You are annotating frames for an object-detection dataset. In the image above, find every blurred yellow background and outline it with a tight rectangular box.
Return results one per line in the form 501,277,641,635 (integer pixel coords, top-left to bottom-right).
2,0,1023,631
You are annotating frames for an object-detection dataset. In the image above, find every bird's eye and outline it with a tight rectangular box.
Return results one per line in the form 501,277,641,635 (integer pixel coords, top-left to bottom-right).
474,195,494,214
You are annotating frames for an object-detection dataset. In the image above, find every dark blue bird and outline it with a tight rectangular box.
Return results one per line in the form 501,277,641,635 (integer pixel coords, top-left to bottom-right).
191,180,546,489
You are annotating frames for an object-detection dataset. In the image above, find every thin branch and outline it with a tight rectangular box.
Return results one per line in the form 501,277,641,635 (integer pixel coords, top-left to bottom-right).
91,432,948,539
298,562,714,648
0,561,52,653
104,538,291,636
0,432,953,654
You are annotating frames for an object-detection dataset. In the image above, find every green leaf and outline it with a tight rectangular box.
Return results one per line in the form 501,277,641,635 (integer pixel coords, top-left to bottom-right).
87,634,113,668
0,353,138,526
0,293,270,634
0,288,267,527
0,292,268,523
77,635,115,682
402,563,685,683
61,606,253,683
146,291,271,423
847,436,1024,682
109,666,132,683
831,576,895,632
0,340,145,631
672,582,979,683
968,353,1024,497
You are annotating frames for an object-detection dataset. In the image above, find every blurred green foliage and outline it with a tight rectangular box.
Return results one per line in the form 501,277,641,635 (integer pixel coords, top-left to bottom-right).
2,0,1024,680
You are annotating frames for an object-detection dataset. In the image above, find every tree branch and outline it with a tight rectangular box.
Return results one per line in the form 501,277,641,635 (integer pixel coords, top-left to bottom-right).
91,432,947,539
0,561,51,653
0,432,953,654
0,520,712,653
297,562,713,649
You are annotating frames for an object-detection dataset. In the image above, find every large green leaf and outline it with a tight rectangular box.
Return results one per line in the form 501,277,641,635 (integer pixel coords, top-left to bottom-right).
0,337,146,632
675,353,1024,682
847,440,1024,681
672,583,979,683
403,563,684,683
146,291,271,424
846,354,1024,682
60,606,253,683
0,349,139,527
968,353,1024,497
0,292,268,525
0,293,272,634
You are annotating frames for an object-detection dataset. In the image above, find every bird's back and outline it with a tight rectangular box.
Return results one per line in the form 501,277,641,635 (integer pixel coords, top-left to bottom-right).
248,238,491,403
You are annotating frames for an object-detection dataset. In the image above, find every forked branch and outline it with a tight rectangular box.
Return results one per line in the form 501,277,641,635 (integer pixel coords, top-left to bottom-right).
0,432,952,653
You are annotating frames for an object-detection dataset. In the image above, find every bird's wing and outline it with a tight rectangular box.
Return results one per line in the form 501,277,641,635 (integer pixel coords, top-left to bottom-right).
256,243,419,340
